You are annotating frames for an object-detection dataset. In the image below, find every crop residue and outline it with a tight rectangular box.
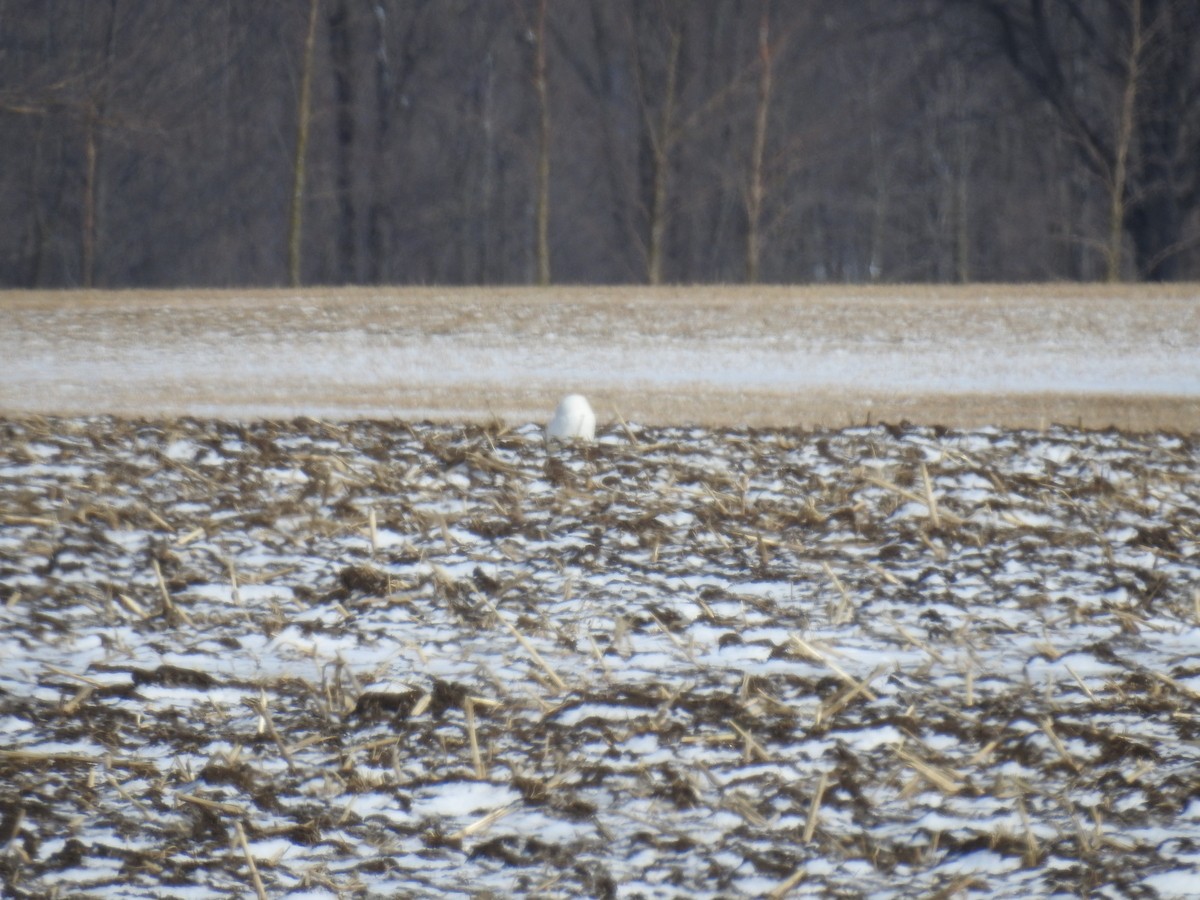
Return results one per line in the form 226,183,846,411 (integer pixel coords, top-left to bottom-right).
1,417,1198,898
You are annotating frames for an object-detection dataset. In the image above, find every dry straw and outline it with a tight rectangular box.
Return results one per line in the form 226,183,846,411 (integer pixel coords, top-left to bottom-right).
803,771,828,843
153,557,193,626
859,468,964,528
464,697,486,779
234,820,268,900
448,803,518,842
481,596,567,692
789,636,878,702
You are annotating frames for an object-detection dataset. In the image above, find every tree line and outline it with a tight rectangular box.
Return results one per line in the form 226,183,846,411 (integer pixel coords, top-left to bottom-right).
1,0,1197,288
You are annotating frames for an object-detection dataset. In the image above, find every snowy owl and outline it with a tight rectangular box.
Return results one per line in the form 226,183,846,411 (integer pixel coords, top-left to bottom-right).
545,393,596,443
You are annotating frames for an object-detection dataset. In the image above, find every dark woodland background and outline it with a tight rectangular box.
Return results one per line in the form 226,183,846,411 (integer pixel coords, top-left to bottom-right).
2,0,1198,288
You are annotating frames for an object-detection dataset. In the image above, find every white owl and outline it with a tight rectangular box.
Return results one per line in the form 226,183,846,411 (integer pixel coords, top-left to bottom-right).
545,393,596,443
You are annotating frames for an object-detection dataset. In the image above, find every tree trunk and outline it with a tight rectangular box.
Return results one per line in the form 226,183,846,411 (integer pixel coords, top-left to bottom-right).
1125,0,1190,281
82,102,98,288
328,0,357,284
82,0,120,288
951,61,970,283
368,2,393,284
1107,0,1141,282
645,27,680,286
288,0,321,288
745,0,771,284
533,0,551,285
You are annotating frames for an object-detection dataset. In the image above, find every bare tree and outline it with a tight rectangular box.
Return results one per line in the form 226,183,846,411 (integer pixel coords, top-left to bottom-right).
81,1,120,287
744,0,772,284
630,3,683,285
964,0,1200,280
1,1,1197,287
288,0,321,287
1106,0,1141,280
626,2,753,283
532,0,552,284
328,0,357,283
367,1,395,284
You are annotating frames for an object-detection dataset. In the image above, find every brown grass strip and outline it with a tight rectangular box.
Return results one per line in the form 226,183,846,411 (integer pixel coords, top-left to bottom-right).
437,515,456,551
464,450,523,478
140,504,174,532
647,610,696,665
1,807,26,858
227,559,243,606
722,793,768,827
410,691,432,718
727,527,804,554
681,732,739,745
289,734,336,754
928,876,988,900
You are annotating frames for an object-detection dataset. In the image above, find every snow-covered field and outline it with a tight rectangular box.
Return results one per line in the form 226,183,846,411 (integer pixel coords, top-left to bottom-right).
3,285,1198,429
2,287,1199,897
1,415,1198,898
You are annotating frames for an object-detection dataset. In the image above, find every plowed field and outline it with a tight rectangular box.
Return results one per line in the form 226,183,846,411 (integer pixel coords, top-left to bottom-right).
2,416,1198,898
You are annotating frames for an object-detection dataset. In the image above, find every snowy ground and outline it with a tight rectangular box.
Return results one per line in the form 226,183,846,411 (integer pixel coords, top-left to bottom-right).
1,416,1199,898
2,285,1198,429
2,287,1199,897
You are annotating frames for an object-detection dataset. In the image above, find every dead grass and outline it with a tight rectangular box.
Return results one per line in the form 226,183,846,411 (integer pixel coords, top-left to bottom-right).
5,281,1199,309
